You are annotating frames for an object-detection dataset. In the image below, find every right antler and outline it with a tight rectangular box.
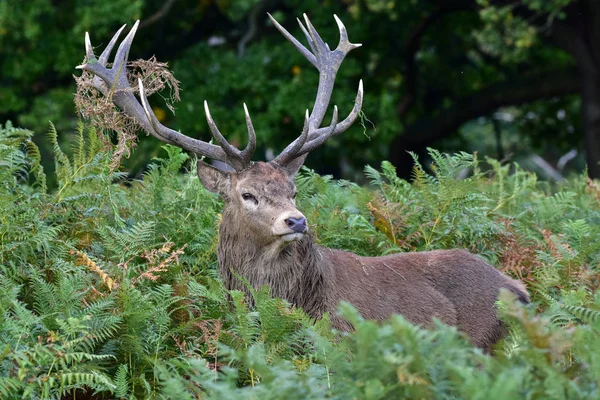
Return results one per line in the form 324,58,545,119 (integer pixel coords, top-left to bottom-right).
269,14,364,167
76,21,256,171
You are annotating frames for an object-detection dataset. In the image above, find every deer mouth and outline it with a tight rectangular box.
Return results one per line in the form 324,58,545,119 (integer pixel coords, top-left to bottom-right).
280,232,305,242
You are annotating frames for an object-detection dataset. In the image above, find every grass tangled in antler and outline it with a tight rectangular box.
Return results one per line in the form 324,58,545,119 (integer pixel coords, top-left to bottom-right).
74,56,180,170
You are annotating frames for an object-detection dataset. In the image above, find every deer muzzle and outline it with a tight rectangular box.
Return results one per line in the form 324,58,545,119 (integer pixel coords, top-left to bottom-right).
285,217,307,233
273,210,308,241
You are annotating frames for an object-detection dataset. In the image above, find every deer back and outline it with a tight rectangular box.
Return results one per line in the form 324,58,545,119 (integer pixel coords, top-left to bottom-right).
323,248,529,349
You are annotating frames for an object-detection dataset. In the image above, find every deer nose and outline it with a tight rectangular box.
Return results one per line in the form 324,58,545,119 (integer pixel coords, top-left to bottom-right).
285,217,307,233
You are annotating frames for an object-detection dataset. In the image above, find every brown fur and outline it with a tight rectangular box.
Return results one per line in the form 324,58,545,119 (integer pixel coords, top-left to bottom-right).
199,161,529,350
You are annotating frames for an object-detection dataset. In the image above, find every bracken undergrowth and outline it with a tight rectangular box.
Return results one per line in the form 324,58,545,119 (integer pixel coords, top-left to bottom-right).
1,121,599,399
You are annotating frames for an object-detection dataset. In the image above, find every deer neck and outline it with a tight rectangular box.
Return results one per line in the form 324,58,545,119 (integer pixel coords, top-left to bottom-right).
217,221,332,318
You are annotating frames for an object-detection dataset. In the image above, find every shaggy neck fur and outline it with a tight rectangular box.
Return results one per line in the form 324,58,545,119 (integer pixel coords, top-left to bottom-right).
218,215,333,318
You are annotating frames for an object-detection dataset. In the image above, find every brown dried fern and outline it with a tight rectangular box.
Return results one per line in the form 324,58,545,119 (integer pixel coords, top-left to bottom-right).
71,250,117,291
131,242,187,285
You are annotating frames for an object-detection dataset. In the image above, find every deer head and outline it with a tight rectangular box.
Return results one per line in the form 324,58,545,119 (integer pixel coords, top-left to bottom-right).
76,14,362,249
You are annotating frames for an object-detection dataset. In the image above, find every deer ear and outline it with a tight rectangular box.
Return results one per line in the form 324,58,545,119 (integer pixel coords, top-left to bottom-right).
280,154,307,177
197,160,231,195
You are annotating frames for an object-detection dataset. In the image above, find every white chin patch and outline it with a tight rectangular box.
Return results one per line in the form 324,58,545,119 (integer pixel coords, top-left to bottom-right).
280,233,304,242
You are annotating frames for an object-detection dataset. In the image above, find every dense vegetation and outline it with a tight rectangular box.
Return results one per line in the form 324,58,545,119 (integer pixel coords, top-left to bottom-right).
2,120,600,398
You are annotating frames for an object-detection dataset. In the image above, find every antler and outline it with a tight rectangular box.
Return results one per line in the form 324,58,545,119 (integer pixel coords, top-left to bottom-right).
75,21,256,171
269,13,364,167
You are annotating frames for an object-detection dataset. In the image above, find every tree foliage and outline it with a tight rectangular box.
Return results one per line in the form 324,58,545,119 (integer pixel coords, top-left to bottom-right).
1,0,593,180
1,121,600,398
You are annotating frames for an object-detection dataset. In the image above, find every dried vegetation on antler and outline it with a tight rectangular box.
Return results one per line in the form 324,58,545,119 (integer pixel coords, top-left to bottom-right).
75,51,180,168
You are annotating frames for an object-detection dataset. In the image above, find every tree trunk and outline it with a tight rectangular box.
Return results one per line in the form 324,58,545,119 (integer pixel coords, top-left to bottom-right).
582,72,600,178
549,1,600,179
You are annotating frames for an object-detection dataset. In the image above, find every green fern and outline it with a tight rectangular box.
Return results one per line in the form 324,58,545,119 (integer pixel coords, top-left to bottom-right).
2,120,600,398
97,221,157,261
114,363,131,399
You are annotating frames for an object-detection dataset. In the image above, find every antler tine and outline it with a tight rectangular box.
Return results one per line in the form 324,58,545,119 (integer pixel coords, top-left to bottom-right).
99,24,127,66
296,17,315,55
333,15,362,53
269,13,363,168
113,20,139,71
241,103,257,161
85,32,94,59
296,106,339,158
138,78,165,136
272,110,311,166
204,101,255,171
302,13,330,57
267,13,317,68
76,22,231,165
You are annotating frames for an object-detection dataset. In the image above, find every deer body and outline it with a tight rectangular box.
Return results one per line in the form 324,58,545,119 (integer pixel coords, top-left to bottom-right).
214,162,528,350
77,13,529,351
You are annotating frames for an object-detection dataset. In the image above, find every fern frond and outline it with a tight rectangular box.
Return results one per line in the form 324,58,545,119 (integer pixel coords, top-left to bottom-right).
72,121,87,168
24,138,47,192
364,164,383,188
97,221,157,260
0,377,24,398
47,122,73,186
114,364,130,399
561,304,600,324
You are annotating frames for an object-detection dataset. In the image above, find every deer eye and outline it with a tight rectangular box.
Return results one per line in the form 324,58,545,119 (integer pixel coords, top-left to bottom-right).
292,192,297,200
242,193,255,202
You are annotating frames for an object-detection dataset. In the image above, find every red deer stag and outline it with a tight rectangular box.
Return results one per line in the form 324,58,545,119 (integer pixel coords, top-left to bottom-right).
76,14,529,350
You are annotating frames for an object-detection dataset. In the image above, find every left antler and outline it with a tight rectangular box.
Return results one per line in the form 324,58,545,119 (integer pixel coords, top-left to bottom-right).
269,13,364,167
76,21,256,171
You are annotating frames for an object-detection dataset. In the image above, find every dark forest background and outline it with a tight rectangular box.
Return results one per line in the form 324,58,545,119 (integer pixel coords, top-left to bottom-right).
1,0,596,182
